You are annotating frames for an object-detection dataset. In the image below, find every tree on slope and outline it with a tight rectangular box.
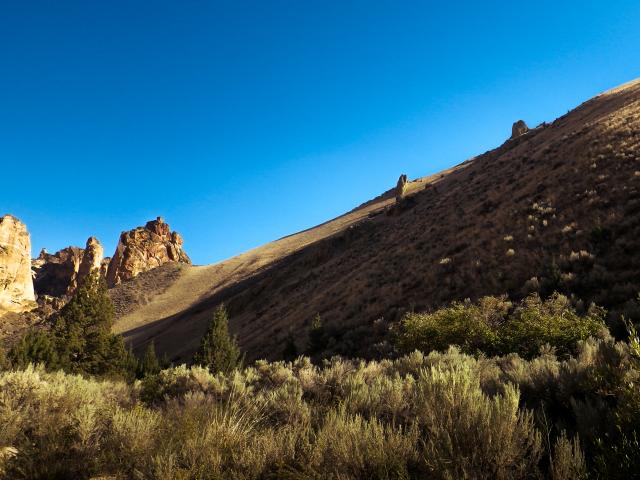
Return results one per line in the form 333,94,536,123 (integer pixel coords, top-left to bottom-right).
193,304,241,373
8,330,59,370
137,339,161,378
51,271,134,377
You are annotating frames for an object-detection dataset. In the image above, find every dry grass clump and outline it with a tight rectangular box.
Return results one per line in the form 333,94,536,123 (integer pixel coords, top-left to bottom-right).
3,336,638,479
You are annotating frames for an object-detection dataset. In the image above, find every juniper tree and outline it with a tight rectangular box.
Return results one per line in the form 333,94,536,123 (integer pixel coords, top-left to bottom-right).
50,271,134,377
8,330,59,370
137,340,161,378
0,342,6,370
307,313,328,355
282,329,298,362
193,304,241,373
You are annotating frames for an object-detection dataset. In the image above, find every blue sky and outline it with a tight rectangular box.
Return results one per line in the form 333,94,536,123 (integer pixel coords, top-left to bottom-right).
2,1,639,264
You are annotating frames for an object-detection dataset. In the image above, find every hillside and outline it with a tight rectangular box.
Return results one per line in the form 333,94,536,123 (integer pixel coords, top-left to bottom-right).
113,79,640,362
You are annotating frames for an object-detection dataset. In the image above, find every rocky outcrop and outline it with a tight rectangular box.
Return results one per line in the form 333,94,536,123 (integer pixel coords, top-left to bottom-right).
32,237,104,298
100,257,111,278
395,174,408,202
0,214,35,313
33,246,84,297
106,217,191,287
77,237,104,286
511,120,529,139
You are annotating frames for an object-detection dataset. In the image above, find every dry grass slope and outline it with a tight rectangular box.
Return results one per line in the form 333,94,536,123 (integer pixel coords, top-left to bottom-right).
113,79,640,363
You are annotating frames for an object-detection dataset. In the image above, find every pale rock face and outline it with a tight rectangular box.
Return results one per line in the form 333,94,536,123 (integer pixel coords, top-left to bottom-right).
511,120,529,139
100,257,111,278
77,236,104,286
395,174,408,202
32,236,104,298
106,217,191,287
0,214,35,313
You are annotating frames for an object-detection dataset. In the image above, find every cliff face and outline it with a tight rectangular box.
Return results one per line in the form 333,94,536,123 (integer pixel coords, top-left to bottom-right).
0,215,35,313
32,246,84,298
32,237,105,298
106,217,191,287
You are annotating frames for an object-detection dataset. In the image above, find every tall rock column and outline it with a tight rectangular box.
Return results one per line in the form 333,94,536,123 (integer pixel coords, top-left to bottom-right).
511,120,529,139
0,214,35,313
77,236,104,286
395,174,408,202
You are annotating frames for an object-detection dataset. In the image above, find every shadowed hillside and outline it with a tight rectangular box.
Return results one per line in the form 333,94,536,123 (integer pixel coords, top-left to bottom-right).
113,79,640,362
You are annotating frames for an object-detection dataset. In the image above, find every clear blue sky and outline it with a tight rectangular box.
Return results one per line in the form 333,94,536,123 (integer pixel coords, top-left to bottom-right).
2,1,639,264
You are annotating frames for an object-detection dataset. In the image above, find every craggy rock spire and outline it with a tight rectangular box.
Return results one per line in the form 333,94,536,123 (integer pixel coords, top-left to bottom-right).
77,236,104,286
106,217,191,287
511,120,529,139
395,174,408,202
0,214,35,313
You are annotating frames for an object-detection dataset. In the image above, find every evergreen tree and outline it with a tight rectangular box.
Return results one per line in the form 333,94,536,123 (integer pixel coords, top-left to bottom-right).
160,351,171,369
193,304,241,373
137,340,161,378
307,313,328,355
0,342,6,370
282,329,298,361
8,329,59,370
110,337,138,381
51,271,133,377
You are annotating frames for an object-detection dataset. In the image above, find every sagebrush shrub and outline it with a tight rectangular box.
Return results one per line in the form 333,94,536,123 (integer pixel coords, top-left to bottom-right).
2,337,637,478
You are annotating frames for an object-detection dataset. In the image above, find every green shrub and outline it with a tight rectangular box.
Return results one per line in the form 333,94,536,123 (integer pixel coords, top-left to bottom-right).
501,294,607,358
394,297,507,356
394,293,608,359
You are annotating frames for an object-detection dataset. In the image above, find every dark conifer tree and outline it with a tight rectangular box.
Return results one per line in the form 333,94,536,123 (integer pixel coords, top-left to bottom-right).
50,271,134,377
282,329,298,361
307,313,328,355
193,304,241,373
137,340,161,378
8,330,59,369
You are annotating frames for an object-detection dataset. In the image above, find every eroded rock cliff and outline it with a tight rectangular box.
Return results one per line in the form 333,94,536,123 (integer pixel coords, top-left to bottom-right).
106,217,190,287
0,215,35,313
32,236,105,298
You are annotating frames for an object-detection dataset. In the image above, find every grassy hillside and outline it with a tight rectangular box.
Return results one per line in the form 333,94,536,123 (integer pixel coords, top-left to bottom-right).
113,79,640,363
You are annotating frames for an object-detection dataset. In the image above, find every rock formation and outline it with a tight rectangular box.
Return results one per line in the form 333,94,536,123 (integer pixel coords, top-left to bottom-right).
0,214,35,313
33,246,84,297
511,120,529,139
32,236,105,298
395,174,408,202
106,217,191,287
77,237,104,286
100,257,111,278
